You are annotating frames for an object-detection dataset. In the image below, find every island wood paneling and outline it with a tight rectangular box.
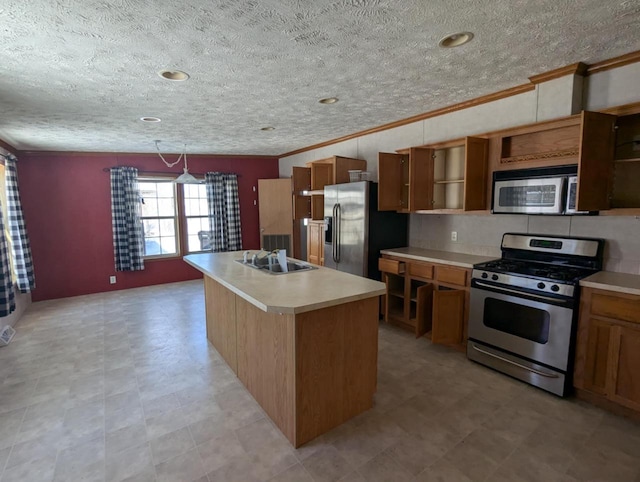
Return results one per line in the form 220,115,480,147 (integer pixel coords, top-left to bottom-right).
295,297,378,446
204,277,238,373
236,297,296,443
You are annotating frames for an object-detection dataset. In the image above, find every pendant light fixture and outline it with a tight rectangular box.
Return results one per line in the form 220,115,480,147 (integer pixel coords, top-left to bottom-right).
154,140,202,184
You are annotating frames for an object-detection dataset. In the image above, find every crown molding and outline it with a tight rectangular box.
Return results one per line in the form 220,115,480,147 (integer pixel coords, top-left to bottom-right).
280,83,535,158
586,49,640,75
528,62,588,84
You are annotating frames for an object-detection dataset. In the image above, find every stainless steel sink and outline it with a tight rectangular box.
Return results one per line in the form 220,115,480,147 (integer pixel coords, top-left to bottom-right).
235,258,316,275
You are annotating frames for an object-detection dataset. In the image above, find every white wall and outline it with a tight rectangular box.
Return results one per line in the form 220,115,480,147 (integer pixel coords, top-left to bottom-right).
280,63,640,274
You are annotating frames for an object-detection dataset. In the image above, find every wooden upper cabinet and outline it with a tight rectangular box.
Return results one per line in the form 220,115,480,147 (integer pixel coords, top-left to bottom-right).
378,152,406,211
576,111,617,212
378,148,433,212
311,163,333,190
464,137,490,211
292,166,311,193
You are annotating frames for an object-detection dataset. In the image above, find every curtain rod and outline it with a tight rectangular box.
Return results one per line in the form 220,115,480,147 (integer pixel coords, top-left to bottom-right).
101,167,241,177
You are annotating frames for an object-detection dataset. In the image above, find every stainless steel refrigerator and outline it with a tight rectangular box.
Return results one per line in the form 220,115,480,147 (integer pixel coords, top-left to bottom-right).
324,181,408,281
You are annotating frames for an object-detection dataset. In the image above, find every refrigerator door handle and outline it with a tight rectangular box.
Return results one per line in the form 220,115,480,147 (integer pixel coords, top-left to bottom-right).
335,203,341,263
331,204,338,263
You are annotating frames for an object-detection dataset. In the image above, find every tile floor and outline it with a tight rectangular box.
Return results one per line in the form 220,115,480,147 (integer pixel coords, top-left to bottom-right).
1,280,639,482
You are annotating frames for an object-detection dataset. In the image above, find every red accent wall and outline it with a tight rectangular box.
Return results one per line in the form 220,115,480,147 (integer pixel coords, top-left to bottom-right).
17,152,279,301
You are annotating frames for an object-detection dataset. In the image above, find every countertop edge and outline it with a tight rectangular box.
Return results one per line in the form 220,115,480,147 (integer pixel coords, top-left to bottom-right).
580,271,640,296
185,255,385,314
580,280,640,297
380,249,494,269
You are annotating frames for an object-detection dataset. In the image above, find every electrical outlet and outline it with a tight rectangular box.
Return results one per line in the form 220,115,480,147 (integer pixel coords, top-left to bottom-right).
109,276,116,284
451,231,458,242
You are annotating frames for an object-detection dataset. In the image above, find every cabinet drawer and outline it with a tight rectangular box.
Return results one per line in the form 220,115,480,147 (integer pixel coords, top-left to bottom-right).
379,258,405,275
435,266,468,286
591,292,640,324
408,263,434,280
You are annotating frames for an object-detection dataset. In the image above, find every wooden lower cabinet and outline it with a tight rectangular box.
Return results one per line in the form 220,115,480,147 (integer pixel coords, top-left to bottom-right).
379,256,468,347
307,220,324,266
203,276,378,447
575,287,640,414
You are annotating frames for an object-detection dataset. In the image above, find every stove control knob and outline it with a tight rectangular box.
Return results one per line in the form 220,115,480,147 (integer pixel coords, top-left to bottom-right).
551,285,560,292
491,274,499,281
537,282,546,289
481,272,488,279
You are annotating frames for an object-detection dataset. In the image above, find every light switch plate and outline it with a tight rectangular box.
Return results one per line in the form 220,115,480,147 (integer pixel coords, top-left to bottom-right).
451,231,458,242
109,276,116,284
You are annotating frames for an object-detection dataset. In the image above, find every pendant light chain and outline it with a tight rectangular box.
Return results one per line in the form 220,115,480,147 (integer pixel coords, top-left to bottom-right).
154,140,186,168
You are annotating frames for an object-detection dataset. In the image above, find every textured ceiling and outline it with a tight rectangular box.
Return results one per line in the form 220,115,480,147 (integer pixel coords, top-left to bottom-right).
1,0,640,156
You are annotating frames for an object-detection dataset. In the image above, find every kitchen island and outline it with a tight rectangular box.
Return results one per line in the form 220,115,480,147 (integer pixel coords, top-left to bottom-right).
184,252,386,447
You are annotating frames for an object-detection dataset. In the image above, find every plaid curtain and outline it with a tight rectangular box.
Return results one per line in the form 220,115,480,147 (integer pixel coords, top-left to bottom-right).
5,156,36,293
205,172,242,252
110,167,145,271
0,201,14,317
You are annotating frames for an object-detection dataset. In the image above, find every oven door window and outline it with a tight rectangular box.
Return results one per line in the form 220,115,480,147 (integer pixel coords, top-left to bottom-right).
483,298,550,344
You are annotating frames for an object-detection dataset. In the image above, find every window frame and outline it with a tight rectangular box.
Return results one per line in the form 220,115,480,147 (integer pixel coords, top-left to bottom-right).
138,174,210,261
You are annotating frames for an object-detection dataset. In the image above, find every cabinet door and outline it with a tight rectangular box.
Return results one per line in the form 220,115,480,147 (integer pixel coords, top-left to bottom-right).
293,195,311,220
415,284,434,338
311,163,333,190
432,288,465,345
259,179,294,236
576,111,616,212
608,324,640,411
292,167,311,193
378,152,405,211
307,222,321,265
464,137,489,211
409,148,434,211
581,318,613,395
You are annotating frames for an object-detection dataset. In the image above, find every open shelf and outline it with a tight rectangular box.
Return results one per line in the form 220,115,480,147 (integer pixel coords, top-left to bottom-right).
500,148,579,165
614,157,640,163
433,145,465,210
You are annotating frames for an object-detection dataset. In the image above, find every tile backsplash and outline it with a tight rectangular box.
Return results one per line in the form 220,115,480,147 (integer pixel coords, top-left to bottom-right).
409,214,640,275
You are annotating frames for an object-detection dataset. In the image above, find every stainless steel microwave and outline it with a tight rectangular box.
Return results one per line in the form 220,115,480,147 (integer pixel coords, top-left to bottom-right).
492,166,583,215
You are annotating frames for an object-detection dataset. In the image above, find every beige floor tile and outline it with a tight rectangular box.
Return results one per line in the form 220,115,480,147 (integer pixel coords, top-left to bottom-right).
106,422,148,455
245,439,298,480
146,407,189,440
302,445,353,482
357,452,414,482
105,442,154,482
0,454,57,482
54,433,105,477
235,418,287,454
197,430,245,473
141,393,182,420
382,432,443,476
154,448,207,482
267,463,313,482
150,426,195,465
206,453,261,482
415,458,474,482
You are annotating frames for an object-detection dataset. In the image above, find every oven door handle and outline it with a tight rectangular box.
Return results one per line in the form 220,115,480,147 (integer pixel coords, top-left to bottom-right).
470,344,559,378
474,281,567,304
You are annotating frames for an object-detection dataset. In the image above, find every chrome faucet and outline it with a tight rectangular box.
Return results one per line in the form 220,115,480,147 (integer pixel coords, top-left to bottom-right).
242,250,251,264
251,249,268,266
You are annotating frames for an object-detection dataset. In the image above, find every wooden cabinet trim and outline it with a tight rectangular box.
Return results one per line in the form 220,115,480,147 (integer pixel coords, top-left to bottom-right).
378,258,405,275
435,265,468,287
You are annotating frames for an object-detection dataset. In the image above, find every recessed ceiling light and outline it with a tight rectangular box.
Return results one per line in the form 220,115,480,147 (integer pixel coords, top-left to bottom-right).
140,116,161,123
158,70,190,81
319,97,339,104
438,32,474,48
261,126,275,131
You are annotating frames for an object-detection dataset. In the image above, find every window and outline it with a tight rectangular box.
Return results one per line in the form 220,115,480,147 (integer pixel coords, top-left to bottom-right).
183,184,211,252
139,178,211,259
140,179,178,257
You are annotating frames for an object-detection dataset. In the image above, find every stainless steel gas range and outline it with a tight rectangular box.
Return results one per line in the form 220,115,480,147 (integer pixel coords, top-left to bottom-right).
467,233,604,396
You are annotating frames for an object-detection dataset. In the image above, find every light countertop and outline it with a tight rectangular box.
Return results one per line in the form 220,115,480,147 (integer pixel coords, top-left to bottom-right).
184,251,386,314
380,247,496,268
580,271,640,296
